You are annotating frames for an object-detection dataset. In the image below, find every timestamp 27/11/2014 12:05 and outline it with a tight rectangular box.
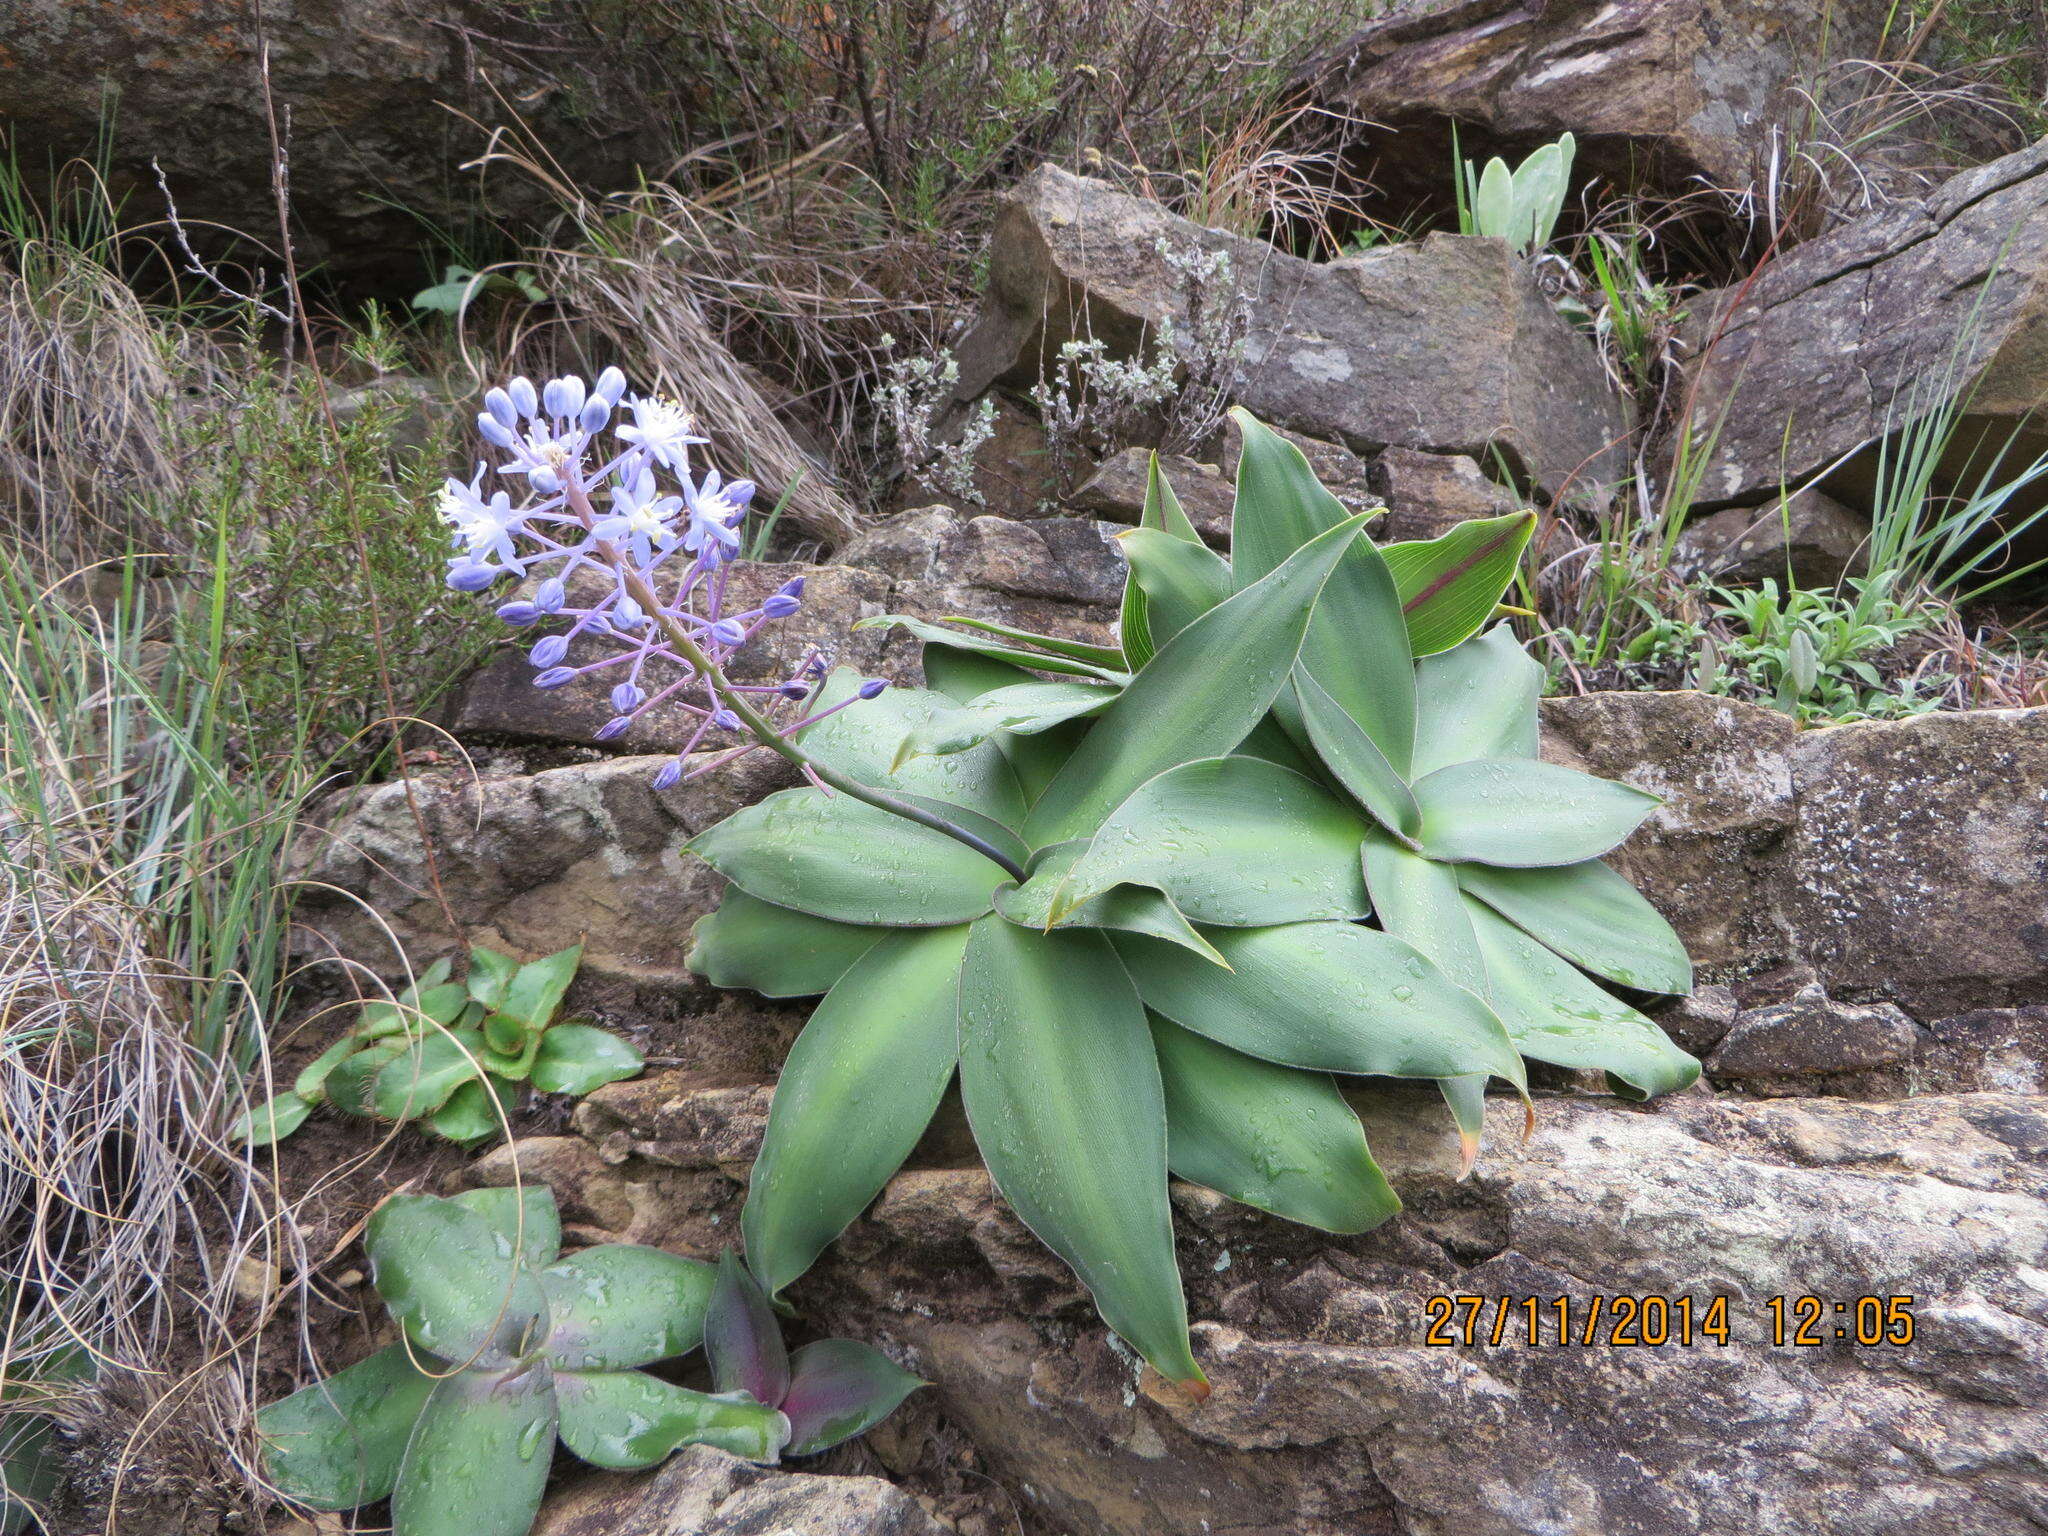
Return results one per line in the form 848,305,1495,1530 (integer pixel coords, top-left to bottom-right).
1422,1294,1920,1348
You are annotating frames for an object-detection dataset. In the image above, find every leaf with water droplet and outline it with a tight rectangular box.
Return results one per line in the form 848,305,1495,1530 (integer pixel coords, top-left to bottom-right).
390,1363,554,1536
555,1369,790,1468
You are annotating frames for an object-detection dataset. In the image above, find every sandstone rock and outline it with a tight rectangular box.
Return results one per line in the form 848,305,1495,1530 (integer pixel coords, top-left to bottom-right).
1707,983,1924,1093
756,1091,2048,1536
0,1,653,289
1370,446,1525,543
531,1445,950,1536
1651,983,1739,1057
452,562,894,753
952,165,1627,502
1673,487,1871,588
1300,0,1885,215
1789,706,2048,1015
1540,691,1799,980
289,749,796,995
1687,141,2048,539
1072,448,1237,543
1918,1008,2048,1095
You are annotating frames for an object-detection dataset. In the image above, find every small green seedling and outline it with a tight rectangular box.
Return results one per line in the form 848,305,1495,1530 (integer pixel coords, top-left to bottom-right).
1457,132,1576,255
259,1189,922,1536
234,945,642,1147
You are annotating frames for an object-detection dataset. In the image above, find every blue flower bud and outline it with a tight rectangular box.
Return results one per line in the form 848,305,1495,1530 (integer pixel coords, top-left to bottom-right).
710,618,747,646
594,716,632,741
496,601,541,626
614,597,645,630
531,467,562,495
446,561,500,592
477,414,516,449
533,667,577,689
725,478,758,508
508,377,538,418
484,388,518,428
779,681,811,700
536,578,567,613
712,708,741,729
611,682,646,712
651,758,682,790
531,634,570,668
578,396,611,433
857,679,888,699
595,366,628,405
778,576,807,599
762,594,801,618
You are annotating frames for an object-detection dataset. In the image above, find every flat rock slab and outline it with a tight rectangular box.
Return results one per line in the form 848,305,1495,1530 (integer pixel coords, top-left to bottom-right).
953,164,1627,502
1687,140,2048,533
1300,0,1887,212
531,1445,950,1536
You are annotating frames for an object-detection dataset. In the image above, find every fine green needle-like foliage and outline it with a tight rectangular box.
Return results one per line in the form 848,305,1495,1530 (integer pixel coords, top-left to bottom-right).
691,412,1696,1389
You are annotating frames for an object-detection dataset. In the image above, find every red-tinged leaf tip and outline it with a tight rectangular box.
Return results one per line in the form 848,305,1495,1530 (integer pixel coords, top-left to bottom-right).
1456,1129,1482,1181
1139,1364,1211,1408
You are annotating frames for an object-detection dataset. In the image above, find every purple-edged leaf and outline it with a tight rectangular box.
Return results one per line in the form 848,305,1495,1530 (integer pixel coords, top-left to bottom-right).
540,1245,715,1371
255,1344,438,1511
390,1363,554,1536
705,1249,789,1406
555,1371,790,1469
780,1340,926,1457
365,1196,548,1365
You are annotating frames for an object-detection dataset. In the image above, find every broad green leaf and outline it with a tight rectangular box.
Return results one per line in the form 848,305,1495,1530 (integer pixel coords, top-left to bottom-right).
366,1196,548,1364
855,615,1128,681
482,1011,530,1059
555,1371,789,1469
390,1364,553,1536
540,1245,716,1370
532,1025,644,1096
324,1039,407,1116
957,918,1202,1390
1413,759,1658,867
687,890,882,998
1382,511,1536,656
1026,510,1374,847
1463,899,1700,1098
919,647,1102,807
370,1030,485,1121
1474,155,1514,238
706,1250,790,1407
1361,833,1487,993
357,957,454,1039
466,946,520,1011
293,1033,359,1103
995,847,1228,968
500,944,581,1031
1119,527,1232,649
1115,924,1524,1087
921,645,1040,703
1227,411,1415,772
427,1076,515,1144
1143,449,1205,544
691,788,1007,926
1151,1015,1398,1234
232,1090,311,1146
450,1186,561,1270
892,681,1117,768
743,926,971,1298
1052,757,1370,926
256,1344,439,1511
799,670,1025,825
1239,714,1321,777
1411,625,1541,777
1292,668,1422,842
1458,859,1693,996
781,1340,926,1456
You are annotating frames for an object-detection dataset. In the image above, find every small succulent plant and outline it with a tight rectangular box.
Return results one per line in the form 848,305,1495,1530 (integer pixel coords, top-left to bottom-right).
234,944,642,1147
1460,131,1576,255
258,1189,922,1536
